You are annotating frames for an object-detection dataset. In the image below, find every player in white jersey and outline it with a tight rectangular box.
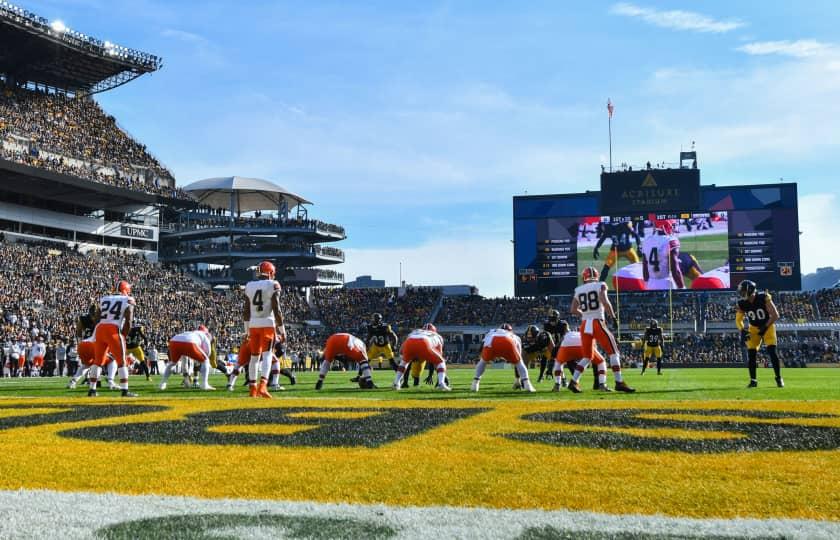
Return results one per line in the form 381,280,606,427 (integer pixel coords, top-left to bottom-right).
90,280,137,397
552,320,607,391
160,326,216,390
471,324,535,393
569,267,635,393
641,219,685,290
394,324,450,391
243,261,286,398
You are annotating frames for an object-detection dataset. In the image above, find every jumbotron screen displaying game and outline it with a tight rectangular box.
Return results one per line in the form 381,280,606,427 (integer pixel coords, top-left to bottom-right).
513,178,800,296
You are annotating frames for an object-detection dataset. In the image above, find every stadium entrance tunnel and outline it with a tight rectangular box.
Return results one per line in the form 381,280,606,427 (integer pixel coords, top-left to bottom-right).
60,407,489,447
503,408,840,453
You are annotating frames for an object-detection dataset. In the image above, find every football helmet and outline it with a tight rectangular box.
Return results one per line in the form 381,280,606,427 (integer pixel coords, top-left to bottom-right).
654,219,675,235
422,323,437,333
525,325,539,337
197,324,209,335
547,309,560,321
372,313,383,324
117,280,132,295
581,266,600,283
499,323,513,331
649,319,658,328
738,280,756,300
258,261,276,279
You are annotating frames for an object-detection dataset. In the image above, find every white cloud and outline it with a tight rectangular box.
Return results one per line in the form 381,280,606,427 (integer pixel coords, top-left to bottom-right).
798,193,840,274
737,40,834,58
161,29,208,45
338,235,513,297
609,3,744,33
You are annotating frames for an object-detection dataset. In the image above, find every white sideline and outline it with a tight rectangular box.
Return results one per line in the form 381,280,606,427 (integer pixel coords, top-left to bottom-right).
0,489,837,539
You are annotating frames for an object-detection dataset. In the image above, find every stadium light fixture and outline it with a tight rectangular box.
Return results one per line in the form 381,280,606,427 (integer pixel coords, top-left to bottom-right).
50,19,66,33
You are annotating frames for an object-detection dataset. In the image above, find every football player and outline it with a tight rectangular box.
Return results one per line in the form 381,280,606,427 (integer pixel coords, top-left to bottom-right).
243,261,286,398
394,324,450,391
316,333,375,390
125,322,150,381
67,303,97,389
678,252,703,282
523,324,554,383
366,312,399,371
268,340,297,391
159,326,216,391
90,280,137,398
736,280,783,388
641,219,685,290
592,220,641,281
553,320,607,392
472,323,535,393
641,319,664,375
569,267,635,393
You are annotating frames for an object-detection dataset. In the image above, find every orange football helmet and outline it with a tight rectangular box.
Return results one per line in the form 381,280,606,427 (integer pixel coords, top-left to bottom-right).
117,280,132,295
581,266,599,283
423,323,437,333
258,261,276,278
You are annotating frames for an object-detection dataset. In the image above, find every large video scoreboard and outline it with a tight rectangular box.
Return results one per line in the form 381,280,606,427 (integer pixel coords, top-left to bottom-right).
513,173,800,296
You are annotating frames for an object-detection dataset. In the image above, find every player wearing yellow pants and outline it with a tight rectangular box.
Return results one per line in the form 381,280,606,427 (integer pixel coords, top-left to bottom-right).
641,319,664,375
736,280,783,388
593,220,641,281
367,344,395,369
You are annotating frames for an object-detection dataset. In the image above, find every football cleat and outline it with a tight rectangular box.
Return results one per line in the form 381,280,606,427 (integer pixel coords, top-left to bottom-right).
181,379,191,389
775,377,785,388
413,377,420,387
512,379,522,390
108,382,119,391
289,374,297,385
392,382,402,391
248,384,259,397
522,380,536,393
471,379,480,392
67,380,77,389
87,389,98,397
200,385,216,391
315,380,324,391
747,380,758,388
568,380,582,393
615,381,636,393
226,384,234,392
551,383,562,392
268,385,285,392
158,382,167,391
121,389,138,398
436,383,452,392
595,383,613,392
257,382,272,399
349,376,360,383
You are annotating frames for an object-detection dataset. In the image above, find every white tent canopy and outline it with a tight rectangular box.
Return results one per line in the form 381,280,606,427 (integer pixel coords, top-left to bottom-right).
183,176,312,214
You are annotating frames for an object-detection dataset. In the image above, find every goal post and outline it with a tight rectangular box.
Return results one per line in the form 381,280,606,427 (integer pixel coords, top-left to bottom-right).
612,278,674,344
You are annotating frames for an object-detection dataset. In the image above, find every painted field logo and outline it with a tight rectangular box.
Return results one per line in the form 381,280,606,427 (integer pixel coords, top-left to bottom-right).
0,404,166,430
61,407,488,447
504,409,840,453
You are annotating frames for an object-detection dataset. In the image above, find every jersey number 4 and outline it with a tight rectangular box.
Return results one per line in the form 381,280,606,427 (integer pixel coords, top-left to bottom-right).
578,291,599,312
251,290,264,311
648,246,660,273
100,300,123,320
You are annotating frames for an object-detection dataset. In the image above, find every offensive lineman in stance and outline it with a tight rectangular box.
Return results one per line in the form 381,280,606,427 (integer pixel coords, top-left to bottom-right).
159,326,216,391
316,333,375,390
736,280,784,388
569,267,635,393
394,324,450,391
90,280,137,397
641,319,664,376
472,324,535,393
553,320,607,392
243,261,286,399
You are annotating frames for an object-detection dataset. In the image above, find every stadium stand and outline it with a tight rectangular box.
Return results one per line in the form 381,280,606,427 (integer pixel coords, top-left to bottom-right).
0,86,187,198
311,287,441,337
816,288,840,321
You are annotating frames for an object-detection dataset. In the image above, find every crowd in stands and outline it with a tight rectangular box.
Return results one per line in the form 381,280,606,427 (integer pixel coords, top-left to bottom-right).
0,85,189,199
170,208,346,236
436,296,551,326
311,286,441,337
816,288,840,321
162,240,344,260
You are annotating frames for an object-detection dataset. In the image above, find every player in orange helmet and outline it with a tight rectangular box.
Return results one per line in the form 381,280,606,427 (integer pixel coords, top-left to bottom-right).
89,280,137,397
243,261,285,399
315,333,375,390
471,323,535,393
394,323,450,391
569,267,634,393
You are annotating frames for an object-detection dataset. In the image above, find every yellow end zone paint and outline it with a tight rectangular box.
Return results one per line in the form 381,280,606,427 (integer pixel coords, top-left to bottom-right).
0,397,836,521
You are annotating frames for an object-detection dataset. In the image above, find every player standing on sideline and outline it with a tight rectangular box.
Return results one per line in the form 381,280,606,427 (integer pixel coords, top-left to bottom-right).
524,325,555,384
641,319,664,375
592,220,641,281
394,324,450,391
472,324,535,393
243,261,286,399
569,267,635,393
316,333,375,390
90,280,137,397
159,326,216,391
642,219,685,289
736,280,784,388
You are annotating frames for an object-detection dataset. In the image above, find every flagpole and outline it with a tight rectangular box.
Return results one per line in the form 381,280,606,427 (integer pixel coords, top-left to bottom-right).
608,112,612,173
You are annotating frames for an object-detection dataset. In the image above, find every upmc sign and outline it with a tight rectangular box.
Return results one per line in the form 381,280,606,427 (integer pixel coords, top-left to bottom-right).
600,169,700,214
120,225,154,240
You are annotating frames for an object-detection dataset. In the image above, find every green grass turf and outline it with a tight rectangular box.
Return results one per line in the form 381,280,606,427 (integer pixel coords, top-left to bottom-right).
576,232,729,289
0,366,837,402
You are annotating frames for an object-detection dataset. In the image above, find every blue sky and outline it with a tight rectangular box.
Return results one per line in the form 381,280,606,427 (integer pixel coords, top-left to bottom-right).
24,0,840,296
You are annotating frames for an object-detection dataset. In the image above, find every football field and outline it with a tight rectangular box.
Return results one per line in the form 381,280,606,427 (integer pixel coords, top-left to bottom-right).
0,367,838,539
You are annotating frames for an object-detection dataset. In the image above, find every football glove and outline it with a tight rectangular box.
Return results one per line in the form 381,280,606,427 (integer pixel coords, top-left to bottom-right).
592,248,600,260
740,329,749,344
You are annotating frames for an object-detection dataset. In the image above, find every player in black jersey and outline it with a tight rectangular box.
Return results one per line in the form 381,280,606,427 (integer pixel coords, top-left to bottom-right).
523,324,555,383
68,304,97,388
736,280,783,388
126,324,150,381
593,221,641,281
641,319,664,375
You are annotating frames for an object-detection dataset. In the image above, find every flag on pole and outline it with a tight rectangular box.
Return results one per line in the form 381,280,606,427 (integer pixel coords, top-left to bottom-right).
607,99,614,119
